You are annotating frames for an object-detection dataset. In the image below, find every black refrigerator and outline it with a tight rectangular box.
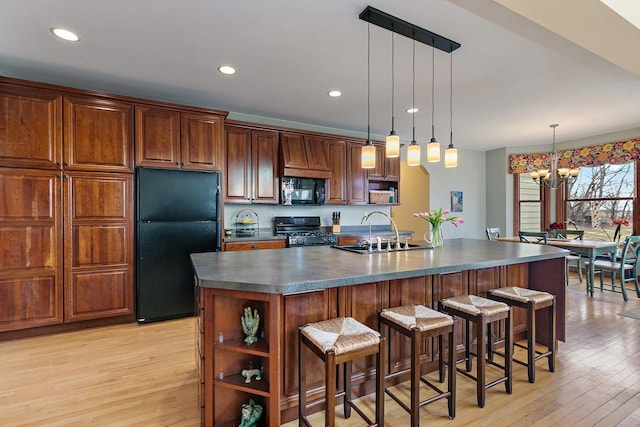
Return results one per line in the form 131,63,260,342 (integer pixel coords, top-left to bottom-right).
136,167,221,323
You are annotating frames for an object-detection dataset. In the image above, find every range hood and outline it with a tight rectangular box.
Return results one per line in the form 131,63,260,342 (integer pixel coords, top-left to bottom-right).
280,133,331,179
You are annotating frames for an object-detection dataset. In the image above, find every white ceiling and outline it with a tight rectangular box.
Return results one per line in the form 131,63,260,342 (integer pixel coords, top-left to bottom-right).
1,0,639,152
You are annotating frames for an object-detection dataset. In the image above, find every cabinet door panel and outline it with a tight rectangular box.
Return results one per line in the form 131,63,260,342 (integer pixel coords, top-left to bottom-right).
279,133,307,169
252,130,279,204
181,112,223,171
304,137,330,171
135,106,181,168
224,126,251,202
65,173,133,322
66,269,131,321
0,168,63,331
64,96,133,172
327,140,347,204
347,142,367,204
0,86,62,169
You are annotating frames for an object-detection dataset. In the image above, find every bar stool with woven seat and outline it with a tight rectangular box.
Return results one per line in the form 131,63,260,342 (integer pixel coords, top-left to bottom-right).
487,286,555,383
379,304,455,426
438,295,513,408
298,316,385,427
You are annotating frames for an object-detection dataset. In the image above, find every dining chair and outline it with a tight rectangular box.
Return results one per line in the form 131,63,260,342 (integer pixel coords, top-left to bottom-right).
549,229,584,284
518,231,548,244
486,227,501,240
589,235,640,302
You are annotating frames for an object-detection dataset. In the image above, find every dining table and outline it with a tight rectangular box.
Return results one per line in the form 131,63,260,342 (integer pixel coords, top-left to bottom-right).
495,236,621,296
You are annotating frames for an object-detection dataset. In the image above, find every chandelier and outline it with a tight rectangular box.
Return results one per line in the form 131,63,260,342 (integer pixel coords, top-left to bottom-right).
530,124,579,189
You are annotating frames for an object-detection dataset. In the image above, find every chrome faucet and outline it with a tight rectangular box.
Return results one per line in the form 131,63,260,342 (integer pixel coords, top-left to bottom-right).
361,211,401,251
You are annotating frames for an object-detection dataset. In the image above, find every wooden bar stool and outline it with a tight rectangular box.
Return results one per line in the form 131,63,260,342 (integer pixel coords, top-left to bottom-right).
487,286,556,383
379,304,455,426
298,317,385,427
439,295,513,408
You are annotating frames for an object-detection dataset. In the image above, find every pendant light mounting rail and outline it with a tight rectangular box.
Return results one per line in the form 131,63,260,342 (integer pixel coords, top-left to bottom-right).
359,6,460,53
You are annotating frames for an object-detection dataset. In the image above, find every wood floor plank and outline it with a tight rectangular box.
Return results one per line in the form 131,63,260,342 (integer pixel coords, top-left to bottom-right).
1,273,639,426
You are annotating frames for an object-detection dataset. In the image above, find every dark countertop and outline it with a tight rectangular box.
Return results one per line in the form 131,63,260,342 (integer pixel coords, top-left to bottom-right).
191,238,568,295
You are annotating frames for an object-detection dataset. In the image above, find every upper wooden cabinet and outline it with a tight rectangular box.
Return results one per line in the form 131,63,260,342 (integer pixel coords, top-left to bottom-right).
368,143,400,182
225,125,279,204
280,133,330,179
64,96,134,173
347,142,368,205
326,140,347,205
135,106,224,171
0,85,63,170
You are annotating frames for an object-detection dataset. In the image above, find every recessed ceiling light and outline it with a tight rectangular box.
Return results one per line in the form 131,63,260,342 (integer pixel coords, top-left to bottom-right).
50,27,80,42
218,65,236,75
407,108,419,114
327,90,342,97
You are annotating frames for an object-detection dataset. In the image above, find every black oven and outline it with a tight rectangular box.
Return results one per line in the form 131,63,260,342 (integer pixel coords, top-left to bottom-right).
281,177,326,205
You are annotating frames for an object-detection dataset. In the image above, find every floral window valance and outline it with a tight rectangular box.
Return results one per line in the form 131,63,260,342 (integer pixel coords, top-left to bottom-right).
508,137,640,174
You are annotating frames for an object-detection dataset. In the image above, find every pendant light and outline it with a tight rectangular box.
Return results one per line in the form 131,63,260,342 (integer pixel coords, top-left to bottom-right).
407,37,421,167
444,50,458,168
427,44,440,163
361,21,376,169
385,31,400,158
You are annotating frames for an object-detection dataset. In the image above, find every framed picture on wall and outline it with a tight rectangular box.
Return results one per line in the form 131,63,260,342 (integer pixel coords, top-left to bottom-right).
451,191,463,212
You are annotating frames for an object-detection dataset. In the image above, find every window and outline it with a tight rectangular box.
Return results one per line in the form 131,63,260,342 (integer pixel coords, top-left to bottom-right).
516,173,543,232
566,163,635,241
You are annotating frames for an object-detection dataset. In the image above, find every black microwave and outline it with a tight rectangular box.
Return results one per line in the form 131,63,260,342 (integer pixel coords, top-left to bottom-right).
281,177,326,205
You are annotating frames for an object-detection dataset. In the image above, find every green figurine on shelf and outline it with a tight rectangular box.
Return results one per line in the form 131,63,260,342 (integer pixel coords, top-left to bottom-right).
239,399,263,427
241,307,260,345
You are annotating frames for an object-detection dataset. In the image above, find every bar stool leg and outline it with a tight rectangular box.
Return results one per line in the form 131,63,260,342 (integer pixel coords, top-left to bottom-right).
343,360,351,419
411,328,419,426
376,337,385,427
447,329,456,419
326,353,336,427
465,319,472,372
527,301,536,383
549,300,556,373
299,331,306,427
505,308,513,394
476,315,487,408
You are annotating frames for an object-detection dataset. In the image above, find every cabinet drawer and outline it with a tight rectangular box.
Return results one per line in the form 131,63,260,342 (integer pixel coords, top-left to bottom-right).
224,240,286,251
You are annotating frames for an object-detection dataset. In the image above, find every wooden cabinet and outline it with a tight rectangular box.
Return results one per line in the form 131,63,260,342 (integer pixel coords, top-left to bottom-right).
197,287,281,426
224,240,287,251
0,168,63,331
0,85,63,170
225,125,279,204
368,143,400,182
0,169,134,332
64,96,134,172
326,140,347,205
135,106,224,171
64,172,134,322
347,141,367,205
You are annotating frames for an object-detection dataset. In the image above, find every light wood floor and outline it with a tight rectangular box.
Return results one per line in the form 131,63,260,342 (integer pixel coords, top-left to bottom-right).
2,275,640,426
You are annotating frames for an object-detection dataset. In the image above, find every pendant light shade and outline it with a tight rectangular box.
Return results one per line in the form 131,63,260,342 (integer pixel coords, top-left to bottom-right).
361,142,376,169
385,32,400,158
427,142,441,163
385,133,400,158
407,143,421,166
361,21,376,169
444,144,457,167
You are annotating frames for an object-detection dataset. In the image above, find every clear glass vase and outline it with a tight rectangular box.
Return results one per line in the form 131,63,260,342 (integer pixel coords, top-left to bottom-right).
424,222,444,247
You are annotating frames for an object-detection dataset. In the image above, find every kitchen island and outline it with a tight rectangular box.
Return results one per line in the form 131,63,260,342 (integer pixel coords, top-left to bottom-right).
191,238,567,426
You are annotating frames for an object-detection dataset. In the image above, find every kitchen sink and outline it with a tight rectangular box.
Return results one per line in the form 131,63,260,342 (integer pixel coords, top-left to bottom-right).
331,243,432,254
